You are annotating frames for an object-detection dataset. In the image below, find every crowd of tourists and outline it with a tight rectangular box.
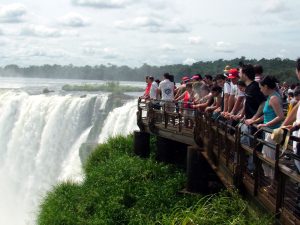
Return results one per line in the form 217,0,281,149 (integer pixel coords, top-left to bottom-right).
140,59,300,178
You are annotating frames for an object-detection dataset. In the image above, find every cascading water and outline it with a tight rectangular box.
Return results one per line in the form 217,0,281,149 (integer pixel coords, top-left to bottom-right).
0,90,138,225
98,100,139,143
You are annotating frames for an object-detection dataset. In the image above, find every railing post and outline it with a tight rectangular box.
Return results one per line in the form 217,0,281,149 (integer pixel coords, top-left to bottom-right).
233,124,242,189
253,129,261,196
274,143,284,218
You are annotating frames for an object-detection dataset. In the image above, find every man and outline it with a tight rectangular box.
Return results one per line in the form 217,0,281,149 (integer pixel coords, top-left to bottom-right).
215,74,231,114
158,73,175,112
149,76,158,100
225,69,245,118
239,64,266,172
254,64,263,82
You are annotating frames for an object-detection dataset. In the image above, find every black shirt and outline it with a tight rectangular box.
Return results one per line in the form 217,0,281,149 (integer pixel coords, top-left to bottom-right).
244,81,266,119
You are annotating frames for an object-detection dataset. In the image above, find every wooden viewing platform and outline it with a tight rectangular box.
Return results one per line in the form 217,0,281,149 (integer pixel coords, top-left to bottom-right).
135,98,300,225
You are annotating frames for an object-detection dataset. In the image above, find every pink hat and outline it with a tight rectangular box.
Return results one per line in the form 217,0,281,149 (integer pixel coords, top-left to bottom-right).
191,75,200,80
182,76,190,81
228,69,239,79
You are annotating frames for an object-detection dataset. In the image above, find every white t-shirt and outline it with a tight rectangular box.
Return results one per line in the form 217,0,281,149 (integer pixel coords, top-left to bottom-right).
149,81,158,99
224,82,231,95
158,79,174,101
230,83,245,98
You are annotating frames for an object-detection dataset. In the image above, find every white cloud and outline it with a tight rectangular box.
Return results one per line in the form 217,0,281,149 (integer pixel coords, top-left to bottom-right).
213,41,235,53
114,16,162,31
20,25,61,37
82,46,119,59
276,49,287,58
59,12,90,27
16,47,67,58
263,0,287,13
114,16,187,33
0,3,26,23
160,44,175,51
72,0,135,9
19,25,79,38
183,58,196,65
188,36,203,45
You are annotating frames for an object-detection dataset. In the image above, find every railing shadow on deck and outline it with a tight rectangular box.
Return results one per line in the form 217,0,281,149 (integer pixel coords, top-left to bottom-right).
137,98,300,225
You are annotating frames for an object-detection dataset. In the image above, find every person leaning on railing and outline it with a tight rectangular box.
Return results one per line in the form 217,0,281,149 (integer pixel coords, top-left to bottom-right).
254,76,285,181
281,58,300,172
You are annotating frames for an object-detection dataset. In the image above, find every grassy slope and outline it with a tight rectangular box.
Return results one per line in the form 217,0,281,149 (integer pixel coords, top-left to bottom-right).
38,135,271,225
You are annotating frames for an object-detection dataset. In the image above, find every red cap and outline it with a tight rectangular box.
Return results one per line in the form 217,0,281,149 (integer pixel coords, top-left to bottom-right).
228,69,239,79
182,76,190,81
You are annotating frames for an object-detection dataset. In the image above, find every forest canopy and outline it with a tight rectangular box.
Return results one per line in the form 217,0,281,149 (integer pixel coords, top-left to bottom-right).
0,57,297,84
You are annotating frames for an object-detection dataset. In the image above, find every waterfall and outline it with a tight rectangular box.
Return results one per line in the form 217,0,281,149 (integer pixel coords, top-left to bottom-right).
0,90,138,225
98,100,138,143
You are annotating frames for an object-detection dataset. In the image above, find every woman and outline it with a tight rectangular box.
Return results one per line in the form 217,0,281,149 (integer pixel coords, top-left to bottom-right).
256,76,284,180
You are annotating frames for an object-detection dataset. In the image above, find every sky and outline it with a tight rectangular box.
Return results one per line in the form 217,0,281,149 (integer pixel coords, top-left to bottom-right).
0,0,299,67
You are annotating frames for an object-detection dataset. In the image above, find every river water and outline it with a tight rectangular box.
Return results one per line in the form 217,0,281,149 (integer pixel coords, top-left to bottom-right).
0,77,141,225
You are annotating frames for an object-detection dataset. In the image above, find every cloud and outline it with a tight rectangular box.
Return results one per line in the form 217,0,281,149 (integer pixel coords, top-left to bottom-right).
183,58,196,65
0,3,26,23
59,12,90,27
213,41,235,53
276,49,287,58
82,46,119,59
72,0,135,9
188,36,203,45
19,25,79,38
114,16,187,33
160,44,175,51
263,0,287,13
16,47,67,58
20,25,61,37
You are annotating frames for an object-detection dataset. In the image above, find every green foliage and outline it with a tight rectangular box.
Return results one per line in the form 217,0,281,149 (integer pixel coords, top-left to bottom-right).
1,57,298,83
62,81,143,93
38,135,272,225
157,191,272,225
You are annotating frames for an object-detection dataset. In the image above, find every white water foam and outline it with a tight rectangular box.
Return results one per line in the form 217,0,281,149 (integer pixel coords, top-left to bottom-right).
98,100,138,143
0,91,109,225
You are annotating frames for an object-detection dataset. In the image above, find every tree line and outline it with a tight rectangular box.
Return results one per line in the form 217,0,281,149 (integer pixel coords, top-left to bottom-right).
0,57,297,84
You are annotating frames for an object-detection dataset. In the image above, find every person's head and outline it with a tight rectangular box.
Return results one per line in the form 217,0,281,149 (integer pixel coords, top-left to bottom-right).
239,64,255,82
148,76,154,83
223,65,231,76
237,80,246,93
215,74,226,87
259,75,278,96
169,74,174,82
282,81,288,88
204,74,213,85
288,92,294,101
228,68,239,84
191,74,202,82
182,76,190,84
163,73,170,80
296,58,300,80
211,85,222,97
294,86,300,101
155,79,160,85
254,64,263,75
145,75,150,83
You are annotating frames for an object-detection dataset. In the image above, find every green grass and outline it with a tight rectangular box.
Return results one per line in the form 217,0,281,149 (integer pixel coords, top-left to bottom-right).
37,135,272,225
62,81,144,93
